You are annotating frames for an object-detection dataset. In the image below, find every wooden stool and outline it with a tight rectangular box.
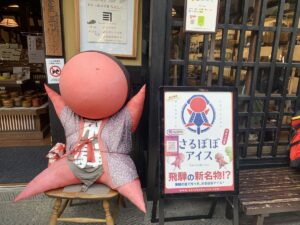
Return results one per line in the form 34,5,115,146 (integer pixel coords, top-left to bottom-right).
45,186,119,225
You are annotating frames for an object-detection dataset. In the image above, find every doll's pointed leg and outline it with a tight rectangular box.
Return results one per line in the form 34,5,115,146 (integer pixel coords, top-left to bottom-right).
115,179,146,213
14,158,80,202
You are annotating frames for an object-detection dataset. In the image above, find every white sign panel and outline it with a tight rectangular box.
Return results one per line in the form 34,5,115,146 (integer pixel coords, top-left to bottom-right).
184,0,219,33
86,0,128,44
164,91,234,194
46,58,65,84
79,0,138,57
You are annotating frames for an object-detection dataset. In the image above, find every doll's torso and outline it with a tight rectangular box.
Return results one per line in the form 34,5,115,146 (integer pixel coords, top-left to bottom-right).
60,106,138,189
73,120,102,169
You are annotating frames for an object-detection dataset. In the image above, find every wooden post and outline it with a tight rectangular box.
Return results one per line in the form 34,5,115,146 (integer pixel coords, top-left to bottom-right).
245,0,261,95
103,200,114,225
256,214,268,225
41,0,63,56
57,199,69,217
207,34,216,87
49,198,62,225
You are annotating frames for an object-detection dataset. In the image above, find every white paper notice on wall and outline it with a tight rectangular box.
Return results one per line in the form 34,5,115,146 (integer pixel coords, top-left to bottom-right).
45,58,65,84
27,35,45,63
184,0,219,33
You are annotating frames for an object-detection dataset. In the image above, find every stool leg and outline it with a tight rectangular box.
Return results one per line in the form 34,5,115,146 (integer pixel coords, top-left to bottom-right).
58,199,69,217
256,214,268,225
103,200,114,225
49,198,62,225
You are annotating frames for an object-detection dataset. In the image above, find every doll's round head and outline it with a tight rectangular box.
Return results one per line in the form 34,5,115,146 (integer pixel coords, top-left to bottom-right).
190,97,206,112
59,51,129,119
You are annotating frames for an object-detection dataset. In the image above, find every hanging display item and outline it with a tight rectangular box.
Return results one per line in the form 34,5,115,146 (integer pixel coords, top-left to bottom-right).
14,51,146,212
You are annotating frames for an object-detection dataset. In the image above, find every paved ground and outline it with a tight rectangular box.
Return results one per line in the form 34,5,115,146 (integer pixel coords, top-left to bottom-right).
1,186,300,225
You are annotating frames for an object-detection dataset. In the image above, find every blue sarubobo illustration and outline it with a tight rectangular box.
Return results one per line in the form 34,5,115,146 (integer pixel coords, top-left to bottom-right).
181,95,216,134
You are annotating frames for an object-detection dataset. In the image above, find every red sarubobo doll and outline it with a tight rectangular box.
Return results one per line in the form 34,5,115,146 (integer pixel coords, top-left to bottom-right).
290,113,300,169
14,51,146,212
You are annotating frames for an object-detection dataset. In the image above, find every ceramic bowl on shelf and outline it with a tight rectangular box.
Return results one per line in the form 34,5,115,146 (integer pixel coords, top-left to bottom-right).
14,97,22,107
2,99,14,108
22,100,31,108
2,72,11,79
10,91,19,98
32,98,41,107
0,93,9,99
25,90,35,96
25,96,33,102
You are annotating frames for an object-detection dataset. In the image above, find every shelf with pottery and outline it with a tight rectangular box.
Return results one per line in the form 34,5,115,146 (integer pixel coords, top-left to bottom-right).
0,77,30,85
0,102,48,113
0,76,33,93
0,102,50,141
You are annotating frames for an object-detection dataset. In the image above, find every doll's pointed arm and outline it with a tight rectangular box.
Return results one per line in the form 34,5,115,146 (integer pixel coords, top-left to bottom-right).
126,85,146,132
44,84,66,117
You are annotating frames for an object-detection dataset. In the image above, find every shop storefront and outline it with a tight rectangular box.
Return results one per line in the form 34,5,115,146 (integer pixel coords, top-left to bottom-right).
0,0,52,184
0,1,48,147
147,0,300,198
0,0,149,185
0,0,299,201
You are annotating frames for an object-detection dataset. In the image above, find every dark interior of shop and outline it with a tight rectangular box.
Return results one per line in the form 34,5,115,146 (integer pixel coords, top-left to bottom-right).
0,0,49,184
0,0,42,44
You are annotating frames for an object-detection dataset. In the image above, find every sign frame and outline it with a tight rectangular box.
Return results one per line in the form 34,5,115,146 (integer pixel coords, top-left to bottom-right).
45,58,65,84
184,0,220,33
75,0,139,58
159,86,239,198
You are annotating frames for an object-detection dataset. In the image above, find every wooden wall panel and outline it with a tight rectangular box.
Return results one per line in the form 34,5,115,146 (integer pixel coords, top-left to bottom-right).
42,0,63,56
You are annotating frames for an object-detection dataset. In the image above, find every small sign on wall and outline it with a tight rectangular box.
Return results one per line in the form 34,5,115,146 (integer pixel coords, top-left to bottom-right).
46,58,64,84
184,0,219,33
